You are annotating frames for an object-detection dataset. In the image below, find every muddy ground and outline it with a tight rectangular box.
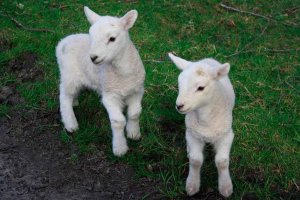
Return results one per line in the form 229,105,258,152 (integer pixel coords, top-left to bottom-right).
0,106,163,200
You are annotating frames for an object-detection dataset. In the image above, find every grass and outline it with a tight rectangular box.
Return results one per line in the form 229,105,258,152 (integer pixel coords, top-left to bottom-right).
1,0,299,199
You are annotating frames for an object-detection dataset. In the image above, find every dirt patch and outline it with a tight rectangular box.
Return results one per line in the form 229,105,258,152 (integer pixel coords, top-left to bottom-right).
157,115,185,148
270,184,300,199
0,32,13,52
241,168,300,199
241,192,258,200
0,106,164,199
7,52,43,82
0,85,25,105
183,187,224,200
243,167,265,186
158,116,183,135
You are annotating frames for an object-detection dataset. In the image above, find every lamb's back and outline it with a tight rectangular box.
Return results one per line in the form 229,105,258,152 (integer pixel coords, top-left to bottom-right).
56,34,90,65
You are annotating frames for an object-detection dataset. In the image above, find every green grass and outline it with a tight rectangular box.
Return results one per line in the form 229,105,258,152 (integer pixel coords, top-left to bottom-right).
1,0,299,199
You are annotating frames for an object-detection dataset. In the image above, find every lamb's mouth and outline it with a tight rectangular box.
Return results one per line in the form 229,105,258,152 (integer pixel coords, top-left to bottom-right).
93,58,104,65
177,108,191,114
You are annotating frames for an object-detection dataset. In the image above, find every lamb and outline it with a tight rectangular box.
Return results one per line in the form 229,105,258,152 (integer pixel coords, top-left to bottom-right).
168,53,235,197
56,7,145,157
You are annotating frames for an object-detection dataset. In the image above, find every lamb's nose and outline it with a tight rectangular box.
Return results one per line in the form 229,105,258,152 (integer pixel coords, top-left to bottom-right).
176,104,184,111
90,55,98,62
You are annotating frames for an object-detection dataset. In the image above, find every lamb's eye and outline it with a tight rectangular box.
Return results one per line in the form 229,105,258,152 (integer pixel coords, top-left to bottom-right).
197,86,205,91
109,37,116,42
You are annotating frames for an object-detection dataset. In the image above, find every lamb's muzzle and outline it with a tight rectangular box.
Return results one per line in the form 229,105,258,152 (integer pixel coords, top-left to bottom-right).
176,104,184,111
90,55,98,62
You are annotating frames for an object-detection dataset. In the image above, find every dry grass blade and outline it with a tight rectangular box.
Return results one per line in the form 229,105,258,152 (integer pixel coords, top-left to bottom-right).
225,23,269,57
219,3,299,27
220,3,273,21
1,13,55,33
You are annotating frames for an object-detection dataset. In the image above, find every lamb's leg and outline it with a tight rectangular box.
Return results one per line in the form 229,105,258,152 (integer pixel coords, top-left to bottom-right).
214,131,234,197
125,91,143,140
102,94,128,157
185,131,205,196
59,84,78,132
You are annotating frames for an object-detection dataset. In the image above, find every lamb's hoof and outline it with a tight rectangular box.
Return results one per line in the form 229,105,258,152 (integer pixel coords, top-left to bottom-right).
186,178,200,196
219,180,233,198
113,145,128,157
127,131,141,140
126,123,141,140
64,122,79,133
113,141,128,157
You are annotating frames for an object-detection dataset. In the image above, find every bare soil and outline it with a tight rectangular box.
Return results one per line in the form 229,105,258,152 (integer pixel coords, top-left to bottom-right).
0,32,13,53
7,52,43,82
0,107,163,200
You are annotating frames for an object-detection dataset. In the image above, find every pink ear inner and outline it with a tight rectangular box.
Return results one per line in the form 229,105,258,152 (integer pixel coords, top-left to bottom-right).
216,63,230,79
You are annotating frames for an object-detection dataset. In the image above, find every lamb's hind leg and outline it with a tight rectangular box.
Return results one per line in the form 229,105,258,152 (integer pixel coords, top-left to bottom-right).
214,130,234,197
125,91,143,140
185,131,205,196
59,83,79,132
102,94,128,157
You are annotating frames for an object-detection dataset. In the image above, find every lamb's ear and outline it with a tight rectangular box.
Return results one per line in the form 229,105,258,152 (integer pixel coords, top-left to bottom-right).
168,53,191,71
214,63,230,79
84,6,100,24
121,10,138,30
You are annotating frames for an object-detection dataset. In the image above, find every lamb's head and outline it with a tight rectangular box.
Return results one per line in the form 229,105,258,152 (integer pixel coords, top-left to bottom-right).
168,53,230,114
84,7,138,65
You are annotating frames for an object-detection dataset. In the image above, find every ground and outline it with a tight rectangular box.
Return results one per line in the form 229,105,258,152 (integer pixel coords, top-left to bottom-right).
0,107,160,199
0,1,300,199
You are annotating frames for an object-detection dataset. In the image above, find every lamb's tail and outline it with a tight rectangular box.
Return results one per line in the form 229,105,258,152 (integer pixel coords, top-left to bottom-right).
55,40,64,59
55,40,66,68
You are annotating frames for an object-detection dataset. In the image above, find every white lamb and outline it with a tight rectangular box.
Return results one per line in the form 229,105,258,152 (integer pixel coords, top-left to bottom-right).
56,7,145,157
168,53,235,197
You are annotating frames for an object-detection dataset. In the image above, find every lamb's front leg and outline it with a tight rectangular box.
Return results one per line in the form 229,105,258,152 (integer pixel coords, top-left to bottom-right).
59,85,78,132
102,94,128,157
125,91,143,140
185,131,205,196
214,130,234,197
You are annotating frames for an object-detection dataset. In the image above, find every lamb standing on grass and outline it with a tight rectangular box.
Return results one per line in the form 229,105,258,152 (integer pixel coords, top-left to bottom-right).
168,53,235,197
56,7,145,157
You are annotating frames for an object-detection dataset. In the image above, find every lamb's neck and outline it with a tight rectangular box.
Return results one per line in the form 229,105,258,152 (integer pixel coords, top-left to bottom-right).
111,41,138,73
194,88,227,125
